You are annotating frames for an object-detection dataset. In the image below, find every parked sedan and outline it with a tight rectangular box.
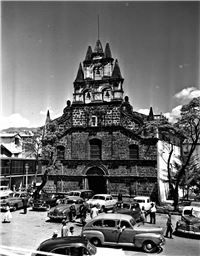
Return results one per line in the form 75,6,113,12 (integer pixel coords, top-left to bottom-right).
175,206,200,236
32,193,58,211
133,196,153,211
0,196,26,211
47,196,84,221
112,200,142,222
87,194,117,212
82,213,165,253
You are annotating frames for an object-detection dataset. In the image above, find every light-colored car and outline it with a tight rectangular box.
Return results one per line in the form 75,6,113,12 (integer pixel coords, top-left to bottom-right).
133,196,153,211
87,194,117,212
175,206,200,236
81,213,165,253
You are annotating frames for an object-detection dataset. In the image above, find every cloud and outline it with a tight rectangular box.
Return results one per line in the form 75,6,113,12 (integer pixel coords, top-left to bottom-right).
1,113,30,130
163,105,182,124
137,108,150,115
174,87,200,104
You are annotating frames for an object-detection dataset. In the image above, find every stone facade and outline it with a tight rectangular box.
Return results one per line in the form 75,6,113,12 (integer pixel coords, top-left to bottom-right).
42,39,159,200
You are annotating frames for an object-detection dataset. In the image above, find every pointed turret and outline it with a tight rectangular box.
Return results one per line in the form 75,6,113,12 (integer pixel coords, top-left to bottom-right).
104,43,112,58
85,46,92,61
147,107,154,121
94,39,103,54
45,110,51,124
75,63,84,82
112,59,122,79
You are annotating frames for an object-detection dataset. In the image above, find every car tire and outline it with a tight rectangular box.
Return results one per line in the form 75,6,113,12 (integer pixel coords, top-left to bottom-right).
13,205,17,211
90,237,101,247
142,240,157,253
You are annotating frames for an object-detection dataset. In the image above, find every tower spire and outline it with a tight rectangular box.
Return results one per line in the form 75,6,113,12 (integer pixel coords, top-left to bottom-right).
98,14,100,40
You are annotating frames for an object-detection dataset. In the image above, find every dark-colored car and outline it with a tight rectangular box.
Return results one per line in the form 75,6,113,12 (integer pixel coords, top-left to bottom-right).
175,206,200,236
112,200,141,222
0,196,28,211
32,236,97,256
81,213,165,253
47,196,84,221
32,193,58,211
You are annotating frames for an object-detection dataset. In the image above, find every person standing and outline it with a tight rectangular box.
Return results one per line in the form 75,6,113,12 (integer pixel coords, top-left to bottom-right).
61,220,68,237
69,203,76,222
90,205,99,219
22,196,28,214
79,201,87,226
165,213,173,238
118,193,123,202
2,203,12,223
140,206,147,224
149,203,156,224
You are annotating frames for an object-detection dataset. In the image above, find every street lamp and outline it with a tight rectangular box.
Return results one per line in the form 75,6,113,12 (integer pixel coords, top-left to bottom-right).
25,163,29,190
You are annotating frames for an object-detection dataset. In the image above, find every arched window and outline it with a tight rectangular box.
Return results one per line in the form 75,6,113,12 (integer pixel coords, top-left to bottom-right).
57,145,65,160
90,139,102,160
129,144,139,159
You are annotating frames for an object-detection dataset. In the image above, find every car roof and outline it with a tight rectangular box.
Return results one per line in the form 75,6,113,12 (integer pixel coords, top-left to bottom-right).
69,190,93,192
67,196,83,200
183,206,200,212
134,196,150,199
93,194,112,197
38,236,87,251
88,213,132,221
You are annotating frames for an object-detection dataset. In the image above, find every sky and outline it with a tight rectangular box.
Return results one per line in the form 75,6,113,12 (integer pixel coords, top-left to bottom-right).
1,0,200,130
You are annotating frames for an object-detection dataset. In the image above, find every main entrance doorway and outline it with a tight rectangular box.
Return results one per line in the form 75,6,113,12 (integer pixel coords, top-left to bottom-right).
86,167,107,195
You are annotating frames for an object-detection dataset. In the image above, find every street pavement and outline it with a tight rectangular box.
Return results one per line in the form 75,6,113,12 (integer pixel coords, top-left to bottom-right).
0,208,199,256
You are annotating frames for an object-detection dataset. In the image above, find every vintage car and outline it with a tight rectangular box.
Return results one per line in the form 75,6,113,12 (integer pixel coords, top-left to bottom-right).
87,194,117,212
32,193,58,211
133,196,153,211
32,236,126,256
47,196,84,221
0,195,28,211
0,186,13,198
32,236,97,256
175,206,200,236
64,190,94,200
81,213,165,253
112,200,142,222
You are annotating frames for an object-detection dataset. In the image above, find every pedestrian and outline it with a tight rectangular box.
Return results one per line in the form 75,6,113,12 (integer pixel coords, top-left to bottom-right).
61,219,68,237
149,202,157,224
118,192,123,202
52,231,58,239
22,196,28,214
79,201,87,226
165,213,173,239
90,205,99,219
69,203,76,222
68,226,74,236
2,202,12,223
140,206,146,224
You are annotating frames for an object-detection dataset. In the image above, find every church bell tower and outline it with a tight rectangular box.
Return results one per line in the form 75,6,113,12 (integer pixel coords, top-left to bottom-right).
73,39,124,104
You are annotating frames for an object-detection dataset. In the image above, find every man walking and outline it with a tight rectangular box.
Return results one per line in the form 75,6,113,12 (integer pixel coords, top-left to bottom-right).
165,213,173,238
79,201,88,226
149,203,156,224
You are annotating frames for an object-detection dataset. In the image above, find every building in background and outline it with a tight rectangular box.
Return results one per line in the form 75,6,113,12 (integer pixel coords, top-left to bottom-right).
42,38,182,202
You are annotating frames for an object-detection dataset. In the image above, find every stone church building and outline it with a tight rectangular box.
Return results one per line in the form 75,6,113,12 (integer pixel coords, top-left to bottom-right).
42,39,179,202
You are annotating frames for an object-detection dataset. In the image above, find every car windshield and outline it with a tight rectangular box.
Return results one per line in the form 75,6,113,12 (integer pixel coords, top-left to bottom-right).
67,200,78,204
123,203,130,209
136,199,145,203
92,196,105,200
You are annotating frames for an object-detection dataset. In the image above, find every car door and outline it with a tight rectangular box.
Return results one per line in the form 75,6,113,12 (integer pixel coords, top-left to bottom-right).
116,220,134,244
102,219,118,243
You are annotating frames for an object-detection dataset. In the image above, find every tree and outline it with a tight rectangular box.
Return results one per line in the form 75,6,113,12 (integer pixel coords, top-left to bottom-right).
172,97,200,209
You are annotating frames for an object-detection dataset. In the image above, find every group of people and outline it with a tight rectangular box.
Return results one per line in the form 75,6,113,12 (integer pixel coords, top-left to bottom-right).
140,202,173,238
52,220,75,239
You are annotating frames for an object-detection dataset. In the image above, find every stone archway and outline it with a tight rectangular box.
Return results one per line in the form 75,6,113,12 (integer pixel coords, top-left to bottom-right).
85,167,107,194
